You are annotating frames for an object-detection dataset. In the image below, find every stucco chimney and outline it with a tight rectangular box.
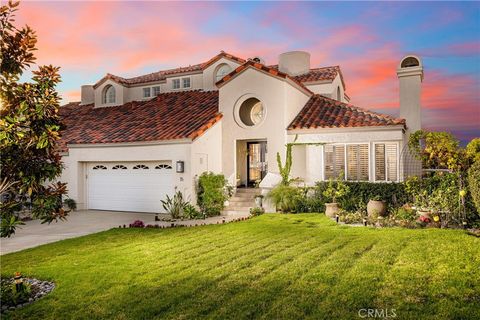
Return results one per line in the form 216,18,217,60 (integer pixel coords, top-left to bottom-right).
396,55,423,135
278,51,310,76
80,85,94,105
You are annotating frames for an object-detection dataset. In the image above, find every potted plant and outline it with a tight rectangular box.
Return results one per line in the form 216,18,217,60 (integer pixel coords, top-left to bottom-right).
322,177,349,218
367,195,387,217
254,194,264,208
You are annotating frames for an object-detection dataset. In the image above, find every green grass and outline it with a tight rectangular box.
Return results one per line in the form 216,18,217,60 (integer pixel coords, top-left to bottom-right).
1,214,479,319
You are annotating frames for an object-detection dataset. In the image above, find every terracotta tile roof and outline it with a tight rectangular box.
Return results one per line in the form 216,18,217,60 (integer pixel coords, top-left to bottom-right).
58,90,221,152
93,51,245,89
216,60,313,95
288,94,405,130
268,65,346,90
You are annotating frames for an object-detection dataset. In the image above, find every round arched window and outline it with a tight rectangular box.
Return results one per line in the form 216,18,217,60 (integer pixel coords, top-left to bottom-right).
215,64,232,82
103,85,116,104
401,57,420,68
238,98,264,127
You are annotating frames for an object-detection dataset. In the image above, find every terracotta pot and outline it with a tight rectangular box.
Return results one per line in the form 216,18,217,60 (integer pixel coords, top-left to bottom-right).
325,203,340,218
367,200,387,217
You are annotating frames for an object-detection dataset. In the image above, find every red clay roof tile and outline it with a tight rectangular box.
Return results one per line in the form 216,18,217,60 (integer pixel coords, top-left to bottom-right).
288,95,405,130
58,90,221,152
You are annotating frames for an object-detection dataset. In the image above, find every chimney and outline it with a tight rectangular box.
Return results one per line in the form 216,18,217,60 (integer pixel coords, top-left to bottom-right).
278,51,310,76
80,85,94,105
396,55,423,135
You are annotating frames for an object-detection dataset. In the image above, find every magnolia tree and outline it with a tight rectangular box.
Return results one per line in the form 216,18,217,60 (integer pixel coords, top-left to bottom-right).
0,1,68,237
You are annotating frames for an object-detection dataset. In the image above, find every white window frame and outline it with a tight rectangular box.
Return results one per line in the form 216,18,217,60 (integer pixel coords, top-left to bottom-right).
215,63,233,83
182,77,191,89
323,143,370,182
172,79,181,90
152,86,161,96
373,141,400,183
143,87,151,99
102,85,116,104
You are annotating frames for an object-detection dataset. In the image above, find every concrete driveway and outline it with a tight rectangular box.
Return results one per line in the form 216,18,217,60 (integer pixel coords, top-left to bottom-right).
0,210,159,255
0,210,249,255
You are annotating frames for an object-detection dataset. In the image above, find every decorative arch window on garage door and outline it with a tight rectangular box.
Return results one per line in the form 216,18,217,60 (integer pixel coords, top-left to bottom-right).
92,165,107,170
132,164,149,170
155,164,172,170
112,165,127,170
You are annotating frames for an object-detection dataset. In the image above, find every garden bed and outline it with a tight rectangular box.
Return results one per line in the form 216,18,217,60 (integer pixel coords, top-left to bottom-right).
1,276,55,313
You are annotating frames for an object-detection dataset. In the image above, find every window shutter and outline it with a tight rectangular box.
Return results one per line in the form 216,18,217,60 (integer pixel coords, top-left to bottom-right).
375,144,386,181
335,145,345,179
359,144,369,181
325,145,334,180
347,145,358,181
386,144,398,181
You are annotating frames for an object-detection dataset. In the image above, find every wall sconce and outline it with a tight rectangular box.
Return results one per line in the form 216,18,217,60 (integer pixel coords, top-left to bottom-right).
176,161,184,173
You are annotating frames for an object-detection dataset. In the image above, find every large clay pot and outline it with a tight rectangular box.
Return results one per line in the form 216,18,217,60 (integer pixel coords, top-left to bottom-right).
367,200,387,217
325,203,340,218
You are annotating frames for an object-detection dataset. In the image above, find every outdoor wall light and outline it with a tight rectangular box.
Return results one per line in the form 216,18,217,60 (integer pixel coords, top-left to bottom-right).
335,214,339,223
176,161,184,173
363,218,368,227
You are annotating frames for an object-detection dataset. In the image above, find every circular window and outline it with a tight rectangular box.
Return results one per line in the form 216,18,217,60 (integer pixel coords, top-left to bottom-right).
238,98,264,127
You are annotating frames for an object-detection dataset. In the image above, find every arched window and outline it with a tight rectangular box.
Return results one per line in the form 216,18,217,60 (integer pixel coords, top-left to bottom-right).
215,64,232,82
103,85,116,104
336,87,341,101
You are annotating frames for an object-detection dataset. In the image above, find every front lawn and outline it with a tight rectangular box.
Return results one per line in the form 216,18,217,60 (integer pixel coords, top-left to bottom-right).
1,214,479,319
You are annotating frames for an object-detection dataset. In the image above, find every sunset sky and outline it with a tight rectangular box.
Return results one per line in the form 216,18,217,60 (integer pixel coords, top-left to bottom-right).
16,1,480,143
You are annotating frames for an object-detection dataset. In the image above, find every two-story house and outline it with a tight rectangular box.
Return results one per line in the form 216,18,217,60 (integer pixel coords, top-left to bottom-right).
59,51,424,213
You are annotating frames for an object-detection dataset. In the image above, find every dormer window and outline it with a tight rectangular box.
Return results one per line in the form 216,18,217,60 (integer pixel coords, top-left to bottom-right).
215,64,232,82
172,79,180,89
102,85,116,104
182,77,191,88
143,87,151,98
152,86,161,96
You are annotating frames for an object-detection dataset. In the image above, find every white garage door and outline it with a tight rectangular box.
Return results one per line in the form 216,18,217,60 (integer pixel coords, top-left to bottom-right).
87,162,174,213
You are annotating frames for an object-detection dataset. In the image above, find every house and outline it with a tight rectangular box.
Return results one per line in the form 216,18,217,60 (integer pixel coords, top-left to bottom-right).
59,51,424,213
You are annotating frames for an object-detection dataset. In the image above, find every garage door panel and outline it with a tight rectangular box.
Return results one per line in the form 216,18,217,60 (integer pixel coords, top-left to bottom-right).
88,162,173,213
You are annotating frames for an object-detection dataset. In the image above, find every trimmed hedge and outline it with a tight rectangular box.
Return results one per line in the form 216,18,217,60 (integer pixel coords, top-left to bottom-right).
196,172,228,217
468,161,480,215
314,181,409,212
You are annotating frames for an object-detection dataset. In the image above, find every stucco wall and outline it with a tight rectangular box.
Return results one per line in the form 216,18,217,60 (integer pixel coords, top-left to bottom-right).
94,79,126,107
304,74,345,102
203,57,242,91
289,127,405,183
60,142,192,210
219,67,310,185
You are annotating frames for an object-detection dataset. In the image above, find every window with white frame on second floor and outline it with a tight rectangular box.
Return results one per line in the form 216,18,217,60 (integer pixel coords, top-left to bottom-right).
182,77,191,88
143,87,151,98
152,86,161,96
172,79,180,89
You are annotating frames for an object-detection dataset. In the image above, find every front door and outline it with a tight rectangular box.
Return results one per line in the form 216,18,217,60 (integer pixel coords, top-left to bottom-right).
247,141,268,187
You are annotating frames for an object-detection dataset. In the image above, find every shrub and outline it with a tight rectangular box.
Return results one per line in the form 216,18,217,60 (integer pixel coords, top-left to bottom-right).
267,185,301,213
1,277,32,306
183,203,204,219
338,210,364,224
161,191,187,219
468,161,480,214
129,220,144,228
63,198,77,211
250,207,265,216
322,177,350,203
197,172,229,217
315,181,408,212
393,206,417,222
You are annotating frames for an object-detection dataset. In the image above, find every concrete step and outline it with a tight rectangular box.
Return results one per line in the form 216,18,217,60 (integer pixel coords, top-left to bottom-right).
230,195,255,200
235,188,260,194
228,199,256,206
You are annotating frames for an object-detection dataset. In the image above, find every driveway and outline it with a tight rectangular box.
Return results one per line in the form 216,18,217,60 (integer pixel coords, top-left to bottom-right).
0,210,249,255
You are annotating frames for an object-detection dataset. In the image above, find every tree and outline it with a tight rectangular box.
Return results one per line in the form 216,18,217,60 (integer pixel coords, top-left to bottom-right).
1,0,68,237
408,130,468,171
466,138,480,164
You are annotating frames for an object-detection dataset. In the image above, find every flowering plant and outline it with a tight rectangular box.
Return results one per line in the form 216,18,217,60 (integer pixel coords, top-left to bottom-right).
129,220,145,228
